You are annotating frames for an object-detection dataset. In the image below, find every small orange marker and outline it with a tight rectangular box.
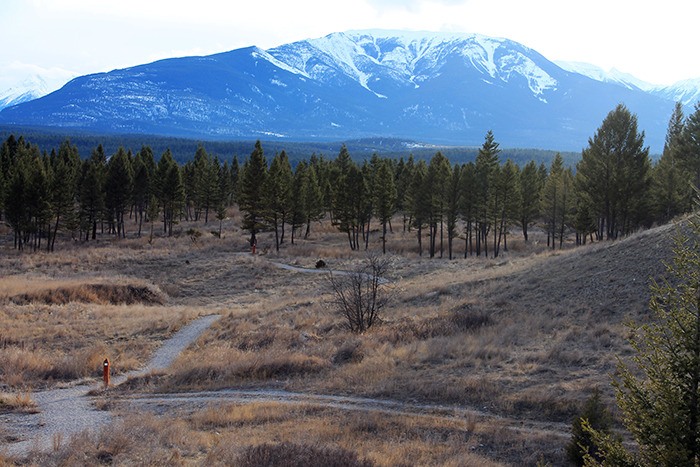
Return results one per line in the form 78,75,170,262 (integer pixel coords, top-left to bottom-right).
103,358,110,387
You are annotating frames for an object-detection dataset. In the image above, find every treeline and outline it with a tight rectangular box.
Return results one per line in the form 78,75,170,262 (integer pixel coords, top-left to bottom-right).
0,138,238,250
0,126,579,168
1,102,699,256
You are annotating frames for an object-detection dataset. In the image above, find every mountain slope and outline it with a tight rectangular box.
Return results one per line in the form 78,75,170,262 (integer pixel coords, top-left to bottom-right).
0,30,677,151
0,67,77,111
652,78,700,107
554,60,656,91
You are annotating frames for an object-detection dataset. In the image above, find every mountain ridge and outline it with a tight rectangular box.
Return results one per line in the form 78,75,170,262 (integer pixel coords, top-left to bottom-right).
0,30,693,152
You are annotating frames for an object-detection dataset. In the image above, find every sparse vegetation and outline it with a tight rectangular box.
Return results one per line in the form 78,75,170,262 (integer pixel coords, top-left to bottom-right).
0,209,680,464
2,107,700,464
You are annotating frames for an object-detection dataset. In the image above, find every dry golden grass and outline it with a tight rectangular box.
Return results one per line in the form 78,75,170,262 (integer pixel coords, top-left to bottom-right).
1,214,681,465
0,301,205,389
0,391,37,413
25,401,542,466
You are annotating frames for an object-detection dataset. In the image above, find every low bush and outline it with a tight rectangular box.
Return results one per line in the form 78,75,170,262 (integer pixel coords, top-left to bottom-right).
332,340,364,365
236,442,374,467
8,284,163,306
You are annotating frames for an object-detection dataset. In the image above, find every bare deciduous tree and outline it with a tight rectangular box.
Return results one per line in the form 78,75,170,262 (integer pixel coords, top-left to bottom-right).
328,253,391,333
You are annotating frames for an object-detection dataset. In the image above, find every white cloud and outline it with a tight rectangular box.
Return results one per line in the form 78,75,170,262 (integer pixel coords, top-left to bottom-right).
1,0,699,86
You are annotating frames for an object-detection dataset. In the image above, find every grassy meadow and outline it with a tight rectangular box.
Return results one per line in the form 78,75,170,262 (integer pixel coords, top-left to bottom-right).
0,210,679,465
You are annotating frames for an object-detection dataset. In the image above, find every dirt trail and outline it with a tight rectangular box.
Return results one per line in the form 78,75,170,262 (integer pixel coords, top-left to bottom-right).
2,314,221,458
116,388,571,440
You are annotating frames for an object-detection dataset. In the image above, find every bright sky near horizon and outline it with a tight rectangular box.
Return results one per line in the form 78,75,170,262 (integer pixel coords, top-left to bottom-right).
1,0,698,89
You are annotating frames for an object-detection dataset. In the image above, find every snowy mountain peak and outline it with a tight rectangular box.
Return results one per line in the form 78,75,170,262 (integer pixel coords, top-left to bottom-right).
555,59,700,106
268,30,558,99
0,30,683,152
0,64,77,110
555,60,655,91
654,77,700,106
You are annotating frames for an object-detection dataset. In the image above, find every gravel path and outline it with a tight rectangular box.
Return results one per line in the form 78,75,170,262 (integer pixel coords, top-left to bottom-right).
1,314,221,458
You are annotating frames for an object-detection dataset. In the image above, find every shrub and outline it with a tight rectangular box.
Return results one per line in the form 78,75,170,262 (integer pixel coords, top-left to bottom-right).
566,389,613,466
328,253,392,333
332,340,364,365
236,442,374,467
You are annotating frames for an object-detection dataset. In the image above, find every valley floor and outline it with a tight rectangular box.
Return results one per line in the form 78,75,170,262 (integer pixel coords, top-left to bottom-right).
0,215,678,465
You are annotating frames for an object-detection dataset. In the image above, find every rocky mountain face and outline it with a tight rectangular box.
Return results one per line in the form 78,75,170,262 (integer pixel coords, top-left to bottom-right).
0,30,690,152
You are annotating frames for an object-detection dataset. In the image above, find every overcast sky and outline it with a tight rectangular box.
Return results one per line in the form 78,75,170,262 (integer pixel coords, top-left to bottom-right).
2,0,698,89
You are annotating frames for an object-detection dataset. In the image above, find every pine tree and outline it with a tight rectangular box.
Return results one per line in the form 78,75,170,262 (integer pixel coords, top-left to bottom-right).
566,389,614,466
229,155,240,206
493,159,520,256
24,149,51,251
425,151,451,258
182,160,196,221
331,146,366,251
517,160,543,242
302,164,324,239
445,163,462,260
0,153,4,220
681,103,700,190
132,150,150,237
474,130,501,257
576,104,651,240
410,160,429,256
192,145,219,223
652,102,691,222
238,140,268,248
78,145,107,241
154,149,184,236
373,158,397,254
105,147,133,238
265,150,293,252
5,152,29,249
289,160,308,244
459,162,477,257
542,154,565,249
396,155,415,232
48,139,80,250
218,160,233,210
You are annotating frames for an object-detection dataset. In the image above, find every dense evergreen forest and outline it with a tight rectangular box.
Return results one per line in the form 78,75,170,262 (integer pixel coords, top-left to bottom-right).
0,126,579,168
1,103,698,256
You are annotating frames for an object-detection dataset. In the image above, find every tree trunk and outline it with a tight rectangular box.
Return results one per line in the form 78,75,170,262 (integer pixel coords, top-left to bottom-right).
382,221,387,254
417,224,423,256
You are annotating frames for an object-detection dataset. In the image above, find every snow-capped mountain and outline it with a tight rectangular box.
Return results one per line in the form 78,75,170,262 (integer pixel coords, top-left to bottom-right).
0,65,76,110
0,30,682,152
0,75,55,110
652,78,700,107
554,61,656,91
555,60,700,109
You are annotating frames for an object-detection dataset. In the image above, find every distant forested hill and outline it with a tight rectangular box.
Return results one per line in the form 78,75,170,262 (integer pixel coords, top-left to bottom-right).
0,126,579,167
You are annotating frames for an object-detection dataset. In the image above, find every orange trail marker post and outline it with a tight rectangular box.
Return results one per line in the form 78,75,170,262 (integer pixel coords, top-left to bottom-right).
103,358,110,387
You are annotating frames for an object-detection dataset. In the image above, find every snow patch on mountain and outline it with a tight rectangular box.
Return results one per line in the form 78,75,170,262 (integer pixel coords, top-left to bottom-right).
0,63,77,110
555,60,654,91
268,30,556,100
499,51,557,98
653,78,700,106
251,48,309,79
0,30,677,153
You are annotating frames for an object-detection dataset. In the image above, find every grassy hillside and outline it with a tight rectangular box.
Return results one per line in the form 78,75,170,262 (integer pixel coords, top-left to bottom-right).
0,212,683,465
